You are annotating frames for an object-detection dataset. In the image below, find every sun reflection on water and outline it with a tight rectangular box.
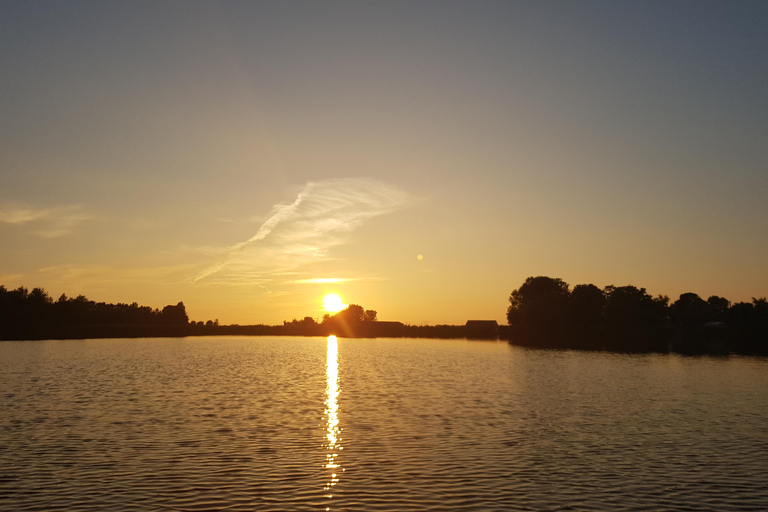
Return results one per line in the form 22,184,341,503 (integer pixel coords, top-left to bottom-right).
324,335,343,509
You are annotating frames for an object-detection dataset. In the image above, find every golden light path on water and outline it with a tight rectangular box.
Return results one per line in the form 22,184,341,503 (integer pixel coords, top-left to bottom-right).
324,335,342,510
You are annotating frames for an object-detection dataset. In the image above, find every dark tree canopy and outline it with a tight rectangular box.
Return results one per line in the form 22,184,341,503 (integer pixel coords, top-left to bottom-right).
324,304,378,325
321,304,378,337
670,293,713,327
161,302,189,325
0,285,189,339
706,296,730,322
507,276,570,329
505,276,767,355
569,283,606,328
603,285,668,329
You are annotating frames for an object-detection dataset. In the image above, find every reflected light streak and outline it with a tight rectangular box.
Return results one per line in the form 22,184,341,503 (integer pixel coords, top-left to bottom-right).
324,335,343,508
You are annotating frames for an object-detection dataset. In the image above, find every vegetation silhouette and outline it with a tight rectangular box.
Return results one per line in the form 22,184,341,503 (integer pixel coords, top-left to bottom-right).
0,285,189,340
283,304,383,337
0,285,482,341
282,305,482,339
507,276,768,355
2,278,765,355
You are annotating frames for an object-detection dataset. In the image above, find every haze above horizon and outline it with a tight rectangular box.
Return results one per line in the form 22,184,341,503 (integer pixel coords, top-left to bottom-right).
1,1,766,325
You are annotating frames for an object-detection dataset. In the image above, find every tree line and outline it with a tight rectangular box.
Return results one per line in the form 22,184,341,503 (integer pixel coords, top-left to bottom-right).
507,276,768,354
4,279,765,353
0,286,388,340
282,304,378,337
0,285,460,341
0,286,188,340
282,306,478,339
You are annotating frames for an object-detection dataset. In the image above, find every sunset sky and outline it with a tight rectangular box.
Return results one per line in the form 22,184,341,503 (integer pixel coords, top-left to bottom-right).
1,1,766,325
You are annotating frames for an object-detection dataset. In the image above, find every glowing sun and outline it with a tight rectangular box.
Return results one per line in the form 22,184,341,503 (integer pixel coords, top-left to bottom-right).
323,293,347,313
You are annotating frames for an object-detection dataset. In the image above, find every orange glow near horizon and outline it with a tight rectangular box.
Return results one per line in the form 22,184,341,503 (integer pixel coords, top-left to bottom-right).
2,3,766,329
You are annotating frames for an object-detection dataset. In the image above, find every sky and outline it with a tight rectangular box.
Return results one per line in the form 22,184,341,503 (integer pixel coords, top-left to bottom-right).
1,0,767,325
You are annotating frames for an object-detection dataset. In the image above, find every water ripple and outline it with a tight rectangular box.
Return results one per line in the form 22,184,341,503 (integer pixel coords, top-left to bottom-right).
1,337,767,511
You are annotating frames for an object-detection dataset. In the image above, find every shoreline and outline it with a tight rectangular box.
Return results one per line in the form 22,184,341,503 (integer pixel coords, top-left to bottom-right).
3,323,766,357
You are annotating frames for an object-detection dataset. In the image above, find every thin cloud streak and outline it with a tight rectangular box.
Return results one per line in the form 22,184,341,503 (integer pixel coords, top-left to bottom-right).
193,178,410,285
192,182,315,283
36,263,198,286
288,277,387,285
291,278,350,284
231,182,315,252
0,203,90,238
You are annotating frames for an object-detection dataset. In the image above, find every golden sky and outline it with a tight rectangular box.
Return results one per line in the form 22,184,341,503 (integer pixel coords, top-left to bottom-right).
1,1,767,325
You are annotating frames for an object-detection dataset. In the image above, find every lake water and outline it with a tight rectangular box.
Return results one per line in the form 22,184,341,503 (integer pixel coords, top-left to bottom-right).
1,336,767,511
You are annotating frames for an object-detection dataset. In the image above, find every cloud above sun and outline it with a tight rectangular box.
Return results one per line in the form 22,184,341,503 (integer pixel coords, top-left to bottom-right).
290,278,350,284
193,178,411,286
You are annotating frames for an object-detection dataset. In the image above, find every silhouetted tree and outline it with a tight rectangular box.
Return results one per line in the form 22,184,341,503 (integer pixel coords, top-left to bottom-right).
321,304,377,337
0,285,198,339
706,296,730,322
27,287,53,326
568,283,605,329
603,285,668,328
670,293,713,327
342,304,366,323
717,298,768,353
282,316,321,335
507,276,570,330
505,277,682,352
753,298,768,326
160,302,189,325
325,304,377,325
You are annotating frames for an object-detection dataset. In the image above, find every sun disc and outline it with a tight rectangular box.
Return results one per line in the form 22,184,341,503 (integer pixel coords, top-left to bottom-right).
323,294,347,313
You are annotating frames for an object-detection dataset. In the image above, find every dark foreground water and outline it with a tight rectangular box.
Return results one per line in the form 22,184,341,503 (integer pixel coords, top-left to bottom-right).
1,336,767,511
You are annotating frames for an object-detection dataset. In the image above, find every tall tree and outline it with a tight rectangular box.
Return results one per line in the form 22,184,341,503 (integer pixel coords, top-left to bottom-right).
507,276,570,329
569,283,605,328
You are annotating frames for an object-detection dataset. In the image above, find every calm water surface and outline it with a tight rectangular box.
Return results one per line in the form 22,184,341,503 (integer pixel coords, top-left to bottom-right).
1,336,767,511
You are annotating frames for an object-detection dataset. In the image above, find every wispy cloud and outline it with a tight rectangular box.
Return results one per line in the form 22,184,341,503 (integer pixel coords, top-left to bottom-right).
291,278,350,284
288,276,387,285
28,263,199,299
0,203,90,238
193,178,410,285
